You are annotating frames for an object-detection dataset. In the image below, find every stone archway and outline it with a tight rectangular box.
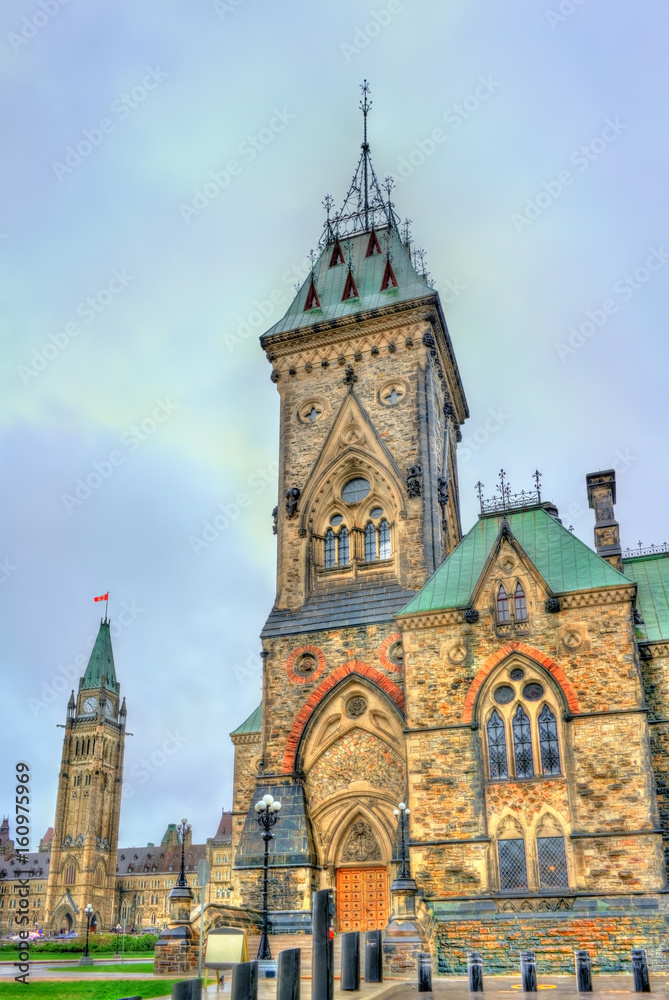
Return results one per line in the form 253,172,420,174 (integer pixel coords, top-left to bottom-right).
335,815,389,932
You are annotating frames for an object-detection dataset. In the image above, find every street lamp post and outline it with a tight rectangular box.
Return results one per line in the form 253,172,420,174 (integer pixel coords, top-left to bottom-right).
393,802,412,880
114,923,121,956
254,792,281,961
78,904,94,966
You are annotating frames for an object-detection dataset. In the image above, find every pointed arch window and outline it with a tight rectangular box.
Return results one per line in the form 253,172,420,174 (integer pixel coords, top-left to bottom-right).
538,705,561,775
498,838,528,890
537,836,568,888
365,522,376,562
324,529,335,569
514,583,528,621
497,586,510,623
338,526,349,566
379,519,391,559
487,710,508,779
512,706,534,778
65,865,76,885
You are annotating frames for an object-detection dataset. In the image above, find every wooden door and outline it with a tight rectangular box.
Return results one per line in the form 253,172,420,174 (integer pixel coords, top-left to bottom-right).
336,867,388,932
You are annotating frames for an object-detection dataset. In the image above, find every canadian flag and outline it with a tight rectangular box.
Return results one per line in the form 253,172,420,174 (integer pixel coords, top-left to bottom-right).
94,593,109,602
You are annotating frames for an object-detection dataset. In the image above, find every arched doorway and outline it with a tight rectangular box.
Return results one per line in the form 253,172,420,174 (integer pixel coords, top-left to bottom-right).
336,817,389,931
297,673,405,932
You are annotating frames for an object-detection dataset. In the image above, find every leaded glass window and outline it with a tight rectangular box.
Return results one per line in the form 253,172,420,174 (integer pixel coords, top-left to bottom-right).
324,528,335,569
512,705,534,778
538,705,561,775
379,519,391,559
487,710,508,779
338,526,349,566
497,585,510,622
498,838,528,890
537,836,568,888
365,522,376,562
514,583,528,621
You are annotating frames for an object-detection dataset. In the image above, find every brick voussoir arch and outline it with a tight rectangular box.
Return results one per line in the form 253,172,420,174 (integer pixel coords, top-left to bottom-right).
462,641,579,723
282,660,405,774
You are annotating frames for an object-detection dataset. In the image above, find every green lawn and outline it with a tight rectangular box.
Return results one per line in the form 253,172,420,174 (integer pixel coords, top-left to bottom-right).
54,962,156,973
0,980,180,999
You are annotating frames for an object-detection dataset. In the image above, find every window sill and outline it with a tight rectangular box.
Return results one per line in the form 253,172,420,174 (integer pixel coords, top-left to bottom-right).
487,774,564,784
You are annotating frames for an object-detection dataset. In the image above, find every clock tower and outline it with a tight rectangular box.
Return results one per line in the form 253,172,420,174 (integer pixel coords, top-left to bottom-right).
45,618,127,933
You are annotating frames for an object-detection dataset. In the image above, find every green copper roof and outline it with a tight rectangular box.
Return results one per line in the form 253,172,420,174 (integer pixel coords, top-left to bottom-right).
81,620,118,692
231,703,262,735
622,553,669,642
400,506,631,616
262,226,432,339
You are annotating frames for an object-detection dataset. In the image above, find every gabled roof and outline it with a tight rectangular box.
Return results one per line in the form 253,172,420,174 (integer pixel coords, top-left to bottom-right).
231,703,262,735
262,226,433,339
399,505,631,616
213,810,232,842
623,553,669,642
81,620,118,692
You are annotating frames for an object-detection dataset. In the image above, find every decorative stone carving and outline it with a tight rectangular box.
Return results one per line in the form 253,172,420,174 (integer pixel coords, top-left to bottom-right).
270,369,280,383
464,607,479,624
406,465,422,498
285,488,301,518
346,696,367,719
437,476,449,509
272,506,278,535
545,597,561,614
341,820,382,863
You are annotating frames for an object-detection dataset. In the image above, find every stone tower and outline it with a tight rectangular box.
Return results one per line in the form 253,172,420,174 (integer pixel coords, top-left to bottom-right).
231,85,469,933
45,619,126,932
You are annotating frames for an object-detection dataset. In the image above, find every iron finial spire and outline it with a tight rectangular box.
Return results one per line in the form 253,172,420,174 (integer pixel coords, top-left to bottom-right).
360,80,372,230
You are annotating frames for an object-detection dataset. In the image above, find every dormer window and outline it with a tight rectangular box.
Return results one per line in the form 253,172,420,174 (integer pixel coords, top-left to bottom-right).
497,586,510,622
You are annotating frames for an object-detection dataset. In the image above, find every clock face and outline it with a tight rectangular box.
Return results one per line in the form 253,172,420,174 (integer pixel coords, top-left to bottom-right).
103,701,115,717
83,696,98,713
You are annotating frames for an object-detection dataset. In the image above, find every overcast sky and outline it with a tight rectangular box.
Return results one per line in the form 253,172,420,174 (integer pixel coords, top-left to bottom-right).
2,1,668,850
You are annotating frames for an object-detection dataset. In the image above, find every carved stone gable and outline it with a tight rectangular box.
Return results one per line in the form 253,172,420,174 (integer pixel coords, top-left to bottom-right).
341,820,382,863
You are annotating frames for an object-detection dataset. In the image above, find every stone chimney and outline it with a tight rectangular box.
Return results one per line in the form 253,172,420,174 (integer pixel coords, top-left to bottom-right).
586,469,622,572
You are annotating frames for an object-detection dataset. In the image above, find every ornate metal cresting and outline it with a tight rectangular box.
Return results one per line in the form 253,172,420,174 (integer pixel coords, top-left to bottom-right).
476,469,544,514
624,541,669,557
254,793,282,961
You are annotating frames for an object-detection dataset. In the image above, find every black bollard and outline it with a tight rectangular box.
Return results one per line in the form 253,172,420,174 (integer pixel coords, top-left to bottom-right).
632,948,651,993
341,931,360,991
418,952,433,993
575,950,592,993
364,929,383,983
468,951,484,992
277,948,300,1000
312,889,334,1000
521,950,537,993
171,980,203,1000
231,961,258,1000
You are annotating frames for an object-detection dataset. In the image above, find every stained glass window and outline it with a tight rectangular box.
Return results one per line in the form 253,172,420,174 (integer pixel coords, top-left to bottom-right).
498,838,528,890
514,583,528,621
512,705,534,778
497,585,510,622
379,519,391,559
324,528,335,569
537,836,568,888
487,710,508,779
338,526,349,566
365,522,376,562
538,705,561,775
